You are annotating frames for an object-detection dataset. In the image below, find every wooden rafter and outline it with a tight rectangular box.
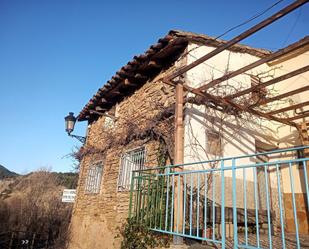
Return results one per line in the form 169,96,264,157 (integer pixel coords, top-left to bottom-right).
266,100,309,115
164,0,308,81
221,97,297,126
283,111,309,121
196,37,309,92
164,78,297,127
227,65,309,99
252,85,309,107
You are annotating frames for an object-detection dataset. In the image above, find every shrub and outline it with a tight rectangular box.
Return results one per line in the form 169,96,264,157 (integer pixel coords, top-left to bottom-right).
118,217,170,249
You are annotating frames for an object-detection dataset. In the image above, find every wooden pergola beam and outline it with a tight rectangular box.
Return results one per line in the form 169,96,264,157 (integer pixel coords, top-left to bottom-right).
284,112,309,121
252,84,309,107
227,65,309,99
196,37,309,92
163,78,296,126
164,0,308,81
219,96,296,126
266,100,309,115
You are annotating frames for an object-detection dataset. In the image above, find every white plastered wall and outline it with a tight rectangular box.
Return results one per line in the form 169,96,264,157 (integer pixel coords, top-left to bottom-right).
268,48,309,194
183,42,309,204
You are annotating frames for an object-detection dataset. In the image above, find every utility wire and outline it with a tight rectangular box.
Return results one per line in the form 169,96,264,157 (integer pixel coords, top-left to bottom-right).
281,8,302,46
179,0,286,60
215,0,285,40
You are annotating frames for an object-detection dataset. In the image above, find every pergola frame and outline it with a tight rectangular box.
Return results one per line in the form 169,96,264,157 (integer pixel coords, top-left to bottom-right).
163,0,309,129
167,1,309,239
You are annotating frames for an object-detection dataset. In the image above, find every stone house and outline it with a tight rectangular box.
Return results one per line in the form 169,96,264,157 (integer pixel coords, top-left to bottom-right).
68,30,309,249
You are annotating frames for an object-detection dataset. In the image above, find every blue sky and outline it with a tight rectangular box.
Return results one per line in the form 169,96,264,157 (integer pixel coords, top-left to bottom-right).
0,0,308,173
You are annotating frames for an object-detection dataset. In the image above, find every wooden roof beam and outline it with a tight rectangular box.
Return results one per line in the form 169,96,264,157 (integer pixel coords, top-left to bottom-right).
197,37,309,92
283,112,309,121
124,78,138,86
164,0,308,81
266,100,309,115
163,78,295,126
101,98,108,104
135,73,148,81
227,65,309,99
95,106,108,112
252,84,309,107
218,93,296,126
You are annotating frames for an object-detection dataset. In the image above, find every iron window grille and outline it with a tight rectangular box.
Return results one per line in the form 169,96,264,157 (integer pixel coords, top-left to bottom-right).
85,162,103,194
118,147,146,191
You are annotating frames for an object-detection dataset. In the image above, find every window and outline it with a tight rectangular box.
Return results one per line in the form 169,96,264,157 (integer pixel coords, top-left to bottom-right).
118,147,146,191
206,131,222,156
85,162,103,194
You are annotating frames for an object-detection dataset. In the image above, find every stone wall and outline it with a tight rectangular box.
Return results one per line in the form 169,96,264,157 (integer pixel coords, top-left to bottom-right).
68,73,176,249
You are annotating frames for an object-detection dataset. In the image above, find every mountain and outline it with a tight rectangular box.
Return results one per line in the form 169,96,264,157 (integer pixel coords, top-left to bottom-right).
0,165,19,179
0,170,78,201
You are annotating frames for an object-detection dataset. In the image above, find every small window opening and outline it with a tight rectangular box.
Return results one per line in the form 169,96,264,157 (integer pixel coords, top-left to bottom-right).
206,131,222,156
118,147,146,191
85,162,103,194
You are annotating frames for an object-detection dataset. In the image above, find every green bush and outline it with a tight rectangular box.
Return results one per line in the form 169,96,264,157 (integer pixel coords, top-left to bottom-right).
118,217,170,249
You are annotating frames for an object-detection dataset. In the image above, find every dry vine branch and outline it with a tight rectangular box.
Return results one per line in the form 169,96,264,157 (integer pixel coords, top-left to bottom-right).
71,98,176,166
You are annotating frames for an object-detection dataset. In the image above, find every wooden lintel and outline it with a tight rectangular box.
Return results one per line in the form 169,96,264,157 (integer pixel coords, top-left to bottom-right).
227,65,309,99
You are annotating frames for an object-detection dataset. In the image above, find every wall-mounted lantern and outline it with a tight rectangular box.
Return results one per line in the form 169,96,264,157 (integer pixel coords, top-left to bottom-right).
64,112,86,143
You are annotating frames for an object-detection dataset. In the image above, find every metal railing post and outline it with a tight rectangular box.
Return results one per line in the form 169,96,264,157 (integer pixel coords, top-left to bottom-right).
253,167,260,248
165,167,170,231
232,158,238,249
275,163,286,249
138,146,309,248
288,162,300,249
264,166,272,249
221,160,226,249
302,160,309,214
128,171,135,218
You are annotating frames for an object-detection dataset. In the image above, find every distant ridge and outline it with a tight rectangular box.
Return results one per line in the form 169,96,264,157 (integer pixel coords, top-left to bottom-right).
0,165,19,179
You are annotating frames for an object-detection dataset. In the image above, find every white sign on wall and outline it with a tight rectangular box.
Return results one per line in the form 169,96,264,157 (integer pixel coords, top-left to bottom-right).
62,189,76,203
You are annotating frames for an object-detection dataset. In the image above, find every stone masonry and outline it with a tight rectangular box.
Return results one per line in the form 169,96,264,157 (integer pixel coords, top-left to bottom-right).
68,70,177,249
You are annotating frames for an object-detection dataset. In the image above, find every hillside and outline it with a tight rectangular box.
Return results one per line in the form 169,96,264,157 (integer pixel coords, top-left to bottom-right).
0,170,78,248
0,171,78,200
0,164,18,179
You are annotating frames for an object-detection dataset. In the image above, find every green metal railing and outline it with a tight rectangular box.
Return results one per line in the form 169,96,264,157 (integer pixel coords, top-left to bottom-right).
129,146,309,248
